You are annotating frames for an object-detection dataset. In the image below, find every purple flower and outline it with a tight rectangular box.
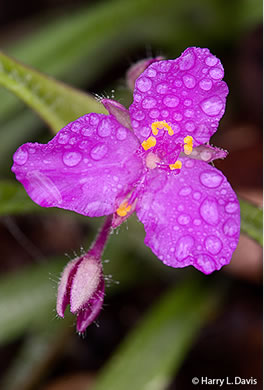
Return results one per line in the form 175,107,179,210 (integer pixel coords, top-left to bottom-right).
12,47,240,275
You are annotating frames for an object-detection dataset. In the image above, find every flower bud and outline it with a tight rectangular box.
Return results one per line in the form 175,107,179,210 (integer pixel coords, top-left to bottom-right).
57,253,104,332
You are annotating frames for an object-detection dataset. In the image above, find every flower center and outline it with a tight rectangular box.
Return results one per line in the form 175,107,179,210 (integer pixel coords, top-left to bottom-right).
141,120,193,171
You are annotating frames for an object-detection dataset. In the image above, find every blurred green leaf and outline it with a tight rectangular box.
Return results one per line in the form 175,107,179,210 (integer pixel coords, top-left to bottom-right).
1,319,73,390
0,52,105,133
0,181,42,215
91,278,223,390
239,198,263,246
0,258,66,344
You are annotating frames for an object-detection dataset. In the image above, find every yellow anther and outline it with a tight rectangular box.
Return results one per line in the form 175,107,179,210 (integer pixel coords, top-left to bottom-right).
169,160,182,170
116,202,132,217
184,135,193,155
141,136,156,151
151,121,174,136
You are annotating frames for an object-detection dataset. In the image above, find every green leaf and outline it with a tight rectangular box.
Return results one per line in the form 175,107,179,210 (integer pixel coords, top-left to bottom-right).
239,198,263,246
91,279,224,390
0,52,105,133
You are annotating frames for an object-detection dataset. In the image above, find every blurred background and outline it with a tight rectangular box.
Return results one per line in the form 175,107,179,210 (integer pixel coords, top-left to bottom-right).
0,0,262,389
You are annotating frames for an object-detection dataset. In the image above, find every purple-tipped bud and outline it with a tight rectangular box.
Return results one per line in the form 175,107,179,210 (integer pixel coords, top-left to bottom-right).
57,215,112,332
101,99,132,130
126,56,164,90
57,253,104,332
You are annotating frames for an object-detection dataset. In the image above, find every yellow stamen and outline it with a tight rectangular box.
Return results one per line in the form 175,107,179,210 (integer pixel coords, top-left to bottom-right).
141,136,156,151
151,121,174,136
169,160,182,170
116,202,132,217
184,135,193,155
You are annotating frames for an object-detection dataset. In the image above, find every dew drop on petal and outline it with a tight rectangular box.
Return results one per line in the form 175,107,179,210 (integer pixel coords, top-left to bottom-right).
149,109,160,119
161,110,169,118
209,67,224,80
142,97,157,109
82,127,93,137
179,51,195,70
196,254,215,273
178,214,191,225
116,127,127,141
174,79,182,87
136,77,152,92
200,171,223,188
163,95,179,108
147,68,157,77
89,114,100,125
13,148,28,166
199,78,212,91
70,122,82,133
156,83,168,94
90,144,108,161
205,235,222,255
134,111,145,120
184,159,195,168
223,218,239,237
225,202,239,214
205,55,218,67
200,197,219,225
185,121,195,132
98,118,112,137
175,235,194,261
179,186,192,196
182,74,196,88
58,132,70,144
173,112,183,121
201,96,224,116
63,151,82,167
193,219,201,226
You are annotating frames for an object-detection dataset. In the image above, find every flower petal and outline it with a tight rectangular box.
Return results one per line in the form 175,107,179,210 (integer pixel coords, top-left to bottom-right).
12,113,143,217
136,158,240,274
129,47,228,146
76,278,105,332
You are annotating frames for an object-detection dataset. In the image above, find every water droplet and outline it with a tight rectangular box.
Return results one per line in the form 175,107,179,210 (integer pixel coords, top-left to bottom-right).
70,122,81,133
173,112,183,121
201,96,224,116
89,114,99,125
177,204,184,211
58,132,70,144
205,236,222,254
156,83,168,94
82,126,93,137
185,121,195,132
149,109,160,119
183,74,196,88
142,97,157,109
161,110,169,118
225,202,239,214
200,197,219,225
98,118,112,137
185,159,195,168
200,150,212,161
134,93,141,102
178,214,191,225
199,78,212,91
179,186,192,196
90,144,108,161
175,235,194,261
196,254,215,273
184,109,194,118
69,137,77,145
174,79,182,87
147,68,157,77
193,219,201,226
13,148,28,166
179,51,195,70
116,127,127,141
63,151,82,167
158,62,171,72
136,76,152,92
193,191,201,200
200,171,223,188
184,99,192,106
209,67,224,80
205,55,218,66
132,120,139,128
133,111,145,120
223,218,239,236
163,95,179,108
141,126,150,137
